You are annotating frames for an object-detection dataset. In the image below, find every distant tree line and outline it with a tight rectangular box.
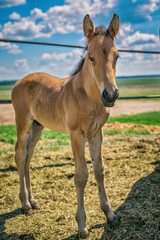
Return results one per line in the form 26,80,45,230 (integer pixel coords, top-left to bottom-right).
0,80,17,86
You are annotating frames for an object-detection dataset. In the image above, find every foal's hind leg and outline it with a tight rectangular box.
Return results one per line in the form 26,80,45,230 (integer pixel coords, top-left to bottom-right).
25,120,44,209
88,129,119,225
15,115,33,215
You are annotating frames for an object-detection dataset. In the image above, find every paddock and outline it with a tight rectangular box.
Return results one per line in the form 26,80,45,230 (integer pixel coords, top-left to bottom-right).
0,125,159,239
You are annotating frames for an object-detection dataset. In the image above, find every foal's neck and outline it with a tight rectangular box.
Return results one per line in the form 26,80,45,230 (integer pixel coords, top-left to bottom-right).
78,59,101,104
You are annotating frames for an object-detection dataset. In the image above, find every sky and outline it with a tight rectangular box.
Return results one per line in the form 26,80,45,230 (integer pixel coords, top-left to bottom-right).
0,0,160,80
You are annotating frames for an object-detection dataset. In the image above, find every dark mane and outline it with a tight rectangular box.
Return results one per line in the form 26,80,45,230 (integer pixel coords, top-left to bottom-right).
71,26,109,76
71,47,87,76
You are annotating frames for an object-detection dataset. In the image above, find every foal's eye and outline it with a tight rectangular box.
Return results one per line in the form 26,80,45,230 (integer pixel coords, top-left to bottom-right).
89,55,94,62
103,49,106,56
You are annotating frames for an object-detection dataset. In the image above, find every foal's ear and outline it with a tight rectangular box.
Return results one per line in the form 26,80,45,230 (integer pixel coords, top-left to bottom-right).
83,14,95,41
108,14,120,39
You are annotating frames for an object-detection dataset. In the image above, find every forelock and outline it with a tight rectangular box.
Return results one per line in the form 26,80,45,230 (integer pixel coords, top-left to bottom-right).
94,26,109,37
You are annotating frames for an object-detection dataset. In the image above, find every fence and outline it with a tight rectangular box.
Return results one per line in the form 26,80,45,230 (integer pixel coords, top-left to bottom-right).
1,38,160,54
0,38,160,103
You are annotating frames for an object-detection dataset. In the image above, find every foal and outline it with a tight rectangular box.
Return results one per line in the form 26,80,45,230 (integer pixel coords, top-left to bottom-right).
12,14,120,238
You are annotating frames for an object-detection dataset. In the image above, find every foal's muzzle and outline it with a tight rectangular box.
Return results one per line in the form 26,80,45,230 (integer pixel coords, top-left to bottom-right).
101,88,119,107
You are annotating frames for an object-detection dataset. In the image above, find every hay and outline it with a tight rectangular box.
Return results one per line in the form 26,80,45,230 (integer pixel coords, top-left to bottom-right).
0,133,160,239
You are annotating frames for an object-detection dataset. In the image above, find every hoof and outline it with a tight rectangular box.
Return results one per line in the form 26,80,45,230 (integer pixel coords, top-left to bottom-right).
22,207,33,216
31,202,39,210
79,228,90,239
108,216,120,227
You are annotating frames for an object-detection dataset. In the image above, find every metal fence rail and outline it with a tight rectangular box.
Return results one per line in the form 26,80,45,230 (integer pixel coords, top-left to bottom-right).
0,38,160,54
118,95,160,100
0,100,12,104
1,95,160,104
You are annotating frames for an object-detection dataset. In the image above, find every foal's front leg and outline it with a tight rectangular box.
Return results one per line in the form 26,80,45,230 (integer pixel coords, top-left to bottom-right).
70,131,89,239
88,129,119,225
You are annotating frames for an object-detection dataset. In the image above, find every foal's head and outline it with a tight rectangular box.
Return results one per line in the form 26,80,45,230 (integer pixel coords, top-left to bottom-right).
83,14,120,107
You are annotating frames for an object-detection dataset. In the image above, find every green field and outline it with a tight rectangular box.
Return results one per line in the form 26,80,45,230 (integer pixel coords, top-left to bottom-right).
0,85,13,100
116,76,160,98
0,113,160,239
116,76,160,86
108,111,160,126
0,112,159,147
0,76,160,100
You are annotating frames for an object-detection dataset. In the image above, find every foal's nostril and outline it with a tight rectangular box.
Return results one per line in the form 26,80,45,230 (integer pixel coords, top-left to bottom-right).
102,89,108,99
102,88,119,103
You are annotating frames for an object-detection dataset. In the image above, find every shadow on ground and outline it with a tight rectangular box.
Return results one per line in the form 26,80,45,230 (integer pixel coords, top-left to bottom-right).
64,161,160,240
1,162,159,240
0,209,35,240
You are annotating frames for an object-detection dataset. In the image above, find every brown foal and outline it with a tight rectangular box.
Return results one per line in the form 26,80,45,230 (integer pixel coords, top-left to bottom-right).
12,14,120,238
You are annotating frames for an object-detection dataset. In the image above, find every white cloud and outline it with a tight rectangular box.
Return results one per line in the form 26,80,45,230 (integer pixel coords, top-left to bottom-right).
0,41,22,54
0,66,8,72
0,0,117,39
116,16,159,52
0,64,27,80
136,0,160,20
104,0,117,8
2,18,46,39
30,8,47,19
0,66,14,76
117,53,160,76
0,0,26,8
15,59,30,72
119,23,133,38
79,37,86,44
40,49,84,77
9,12,21,20
41,49,82,63
120,31,158,47
140,0,159,12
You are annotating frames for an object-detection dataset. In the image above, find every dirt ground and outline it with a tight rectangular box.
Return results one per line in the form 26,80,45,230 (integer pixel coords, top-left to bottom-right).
0,100,160,126
0,134,160,240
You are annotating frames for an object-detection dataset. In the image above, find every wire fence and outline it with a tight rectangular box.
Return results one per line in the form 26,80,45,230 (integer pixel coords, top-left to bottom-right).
0,38,160,104
1,95,160,104
1,38,160,54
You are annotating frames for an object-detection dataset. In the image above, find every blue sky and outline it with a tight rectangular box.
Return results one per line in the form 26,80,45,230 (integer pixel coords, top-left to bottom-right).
0,0,160,80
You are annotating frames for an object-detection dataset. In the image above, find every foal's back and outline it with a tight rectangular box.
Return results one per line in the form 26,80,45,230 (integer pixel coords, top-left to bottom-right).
12,72,70,133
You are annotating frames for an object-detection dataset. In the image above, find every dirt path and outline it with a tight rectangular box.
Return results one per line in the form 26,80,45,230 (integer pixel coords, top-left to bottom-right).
110,100,160,116
0,100,160,125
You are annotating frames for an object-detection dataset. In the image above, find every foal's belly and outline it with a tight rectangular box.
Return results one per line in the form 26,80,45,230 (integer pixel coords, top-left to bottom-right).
45,121,69,134
32,109,69,134
36,116,69,134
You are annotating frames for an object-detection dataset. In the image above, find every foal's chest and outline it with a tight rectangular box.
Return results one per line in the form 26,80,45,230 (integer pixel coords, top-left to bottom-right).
81,107,110,139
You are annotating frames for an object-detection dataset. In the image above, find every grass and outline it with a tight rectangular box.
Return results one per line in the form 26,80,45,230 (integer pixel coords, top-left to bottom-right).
0,126,70,146
104,129,150,136
116,76,160,86
116,76,160,98
118,85,160,98
0,112,159,145
0,85,13,100
108,111,160,126
0,125,17,144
